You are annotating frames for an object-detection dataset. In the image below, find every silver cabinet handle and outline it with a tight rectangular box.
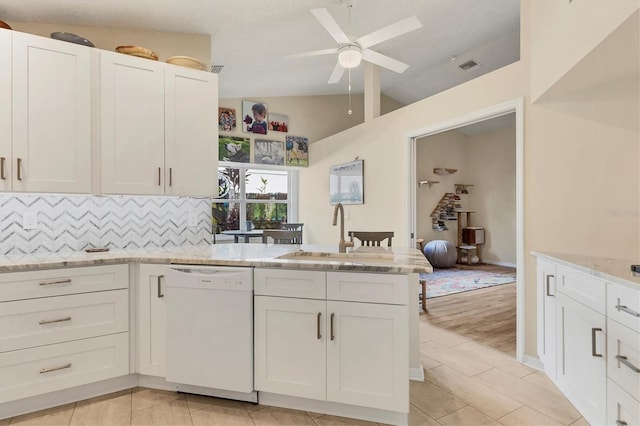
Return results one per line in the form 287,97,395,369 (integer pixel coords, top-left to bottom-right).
317,312,321,340
40,363,71,374
169,167,172,187
39,316,71,325
617,420,628,426
330,313,335,341
545,274,555,297
158,167,161,186
0,156,5,180
157,275,164,298
616,304,640,318
591,328,603,357
39,278,72,286
16,157,22,181
616,355,640,373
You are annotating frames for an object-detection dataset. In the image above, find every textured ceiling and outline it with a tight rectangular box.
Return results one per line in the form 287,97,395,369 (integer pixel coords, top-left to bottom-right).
0,0,520,105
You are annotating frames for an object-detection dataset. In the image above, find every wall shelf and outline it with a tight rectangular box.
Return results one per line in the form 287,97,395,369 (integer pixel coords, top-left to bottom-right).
418,180,440,188
433,168,458,176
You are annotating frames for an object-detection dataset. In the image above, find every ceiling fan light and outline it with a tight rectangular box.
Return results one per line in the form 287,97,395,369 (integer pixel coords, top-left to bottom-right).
338,45,362,69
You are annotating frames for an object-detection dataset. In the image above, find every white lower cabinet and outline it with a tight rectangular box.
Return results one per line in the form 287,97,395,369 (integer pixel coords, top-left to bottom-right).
556,292,606,425
254,269,409,414
608,378,640,426
537,258,557,379
136,264,168,377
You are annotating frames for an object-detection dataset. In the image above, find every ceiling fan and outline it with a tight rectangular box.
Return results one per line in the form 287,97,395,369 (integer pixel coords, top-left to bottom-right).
289,0,422,84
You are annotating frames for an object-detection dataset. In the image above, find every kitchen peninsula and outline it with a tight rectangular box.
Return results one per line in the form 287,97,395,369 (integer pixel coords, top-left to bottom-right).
0,244,431,425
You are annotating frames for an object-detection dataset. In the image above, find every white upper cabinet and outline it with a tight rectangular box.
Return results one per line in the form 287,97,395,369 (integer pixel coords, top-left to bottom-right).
101,52,218,196
100,51,165,195
9,31,92,193
0,30,11,192
165,66,217,196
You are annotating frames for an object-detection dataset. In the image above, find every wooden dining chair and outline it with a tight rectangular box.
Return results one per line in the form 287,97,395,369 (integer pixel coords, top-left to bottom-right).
281,223,304,241
262,229,302,244
348,231,394,247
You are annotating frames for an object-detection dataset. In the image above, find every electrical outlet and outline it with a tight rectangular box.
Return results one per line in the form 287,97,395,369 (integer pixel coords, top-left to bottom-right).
23,212,38,230
188,213,198,227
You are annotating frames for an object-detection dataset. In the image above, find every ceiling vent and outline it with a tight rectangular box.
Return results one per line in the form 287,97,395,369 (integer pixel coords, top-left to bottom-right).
210,65,224,74
458,59,478,71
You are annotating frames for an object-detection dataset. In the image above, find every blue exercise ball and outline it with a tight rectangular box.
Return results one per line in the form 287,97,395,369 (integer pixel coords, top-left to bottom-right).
423,240,457,268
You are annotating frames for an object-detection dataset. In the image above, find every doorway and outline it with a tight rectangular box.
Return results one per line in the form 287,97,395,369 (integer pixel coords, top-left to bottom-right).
406,98,525,362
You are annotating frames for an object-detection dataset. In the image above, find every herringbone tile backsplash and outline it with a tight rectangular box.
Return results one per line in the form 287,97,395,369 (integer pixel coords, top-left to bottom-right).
0,194,213,255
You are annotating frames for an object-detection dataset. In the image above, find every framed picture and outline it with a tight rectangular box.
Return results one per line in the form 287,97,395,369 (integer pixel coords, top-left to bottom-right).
219,135,250,163
329,160,364,205
254,139,285,166
218,107,236,131
285,135,308,167
242,100,268,135
268,113,289,133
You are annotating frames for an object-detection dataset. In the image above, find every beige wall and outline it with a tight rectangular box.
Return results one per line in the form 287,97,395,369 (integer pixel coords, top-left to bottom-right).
466,126,517,265
218,94,403,147
8,22,211,64
529,0,638,100
415,131,467,245
415,126,517,266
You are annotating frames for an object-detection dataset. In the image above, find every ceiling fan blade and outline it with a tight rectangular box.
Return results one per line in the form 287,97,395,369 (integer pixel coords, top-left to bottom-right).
328,61,346,84
286,48,339,58
311,8,350,45
361,49,409,73
356,16,422,49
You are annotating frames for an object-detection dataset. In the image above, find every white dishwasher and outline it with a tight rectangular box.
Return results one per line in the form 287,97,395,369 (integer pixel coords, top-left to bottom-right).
165,265,254,399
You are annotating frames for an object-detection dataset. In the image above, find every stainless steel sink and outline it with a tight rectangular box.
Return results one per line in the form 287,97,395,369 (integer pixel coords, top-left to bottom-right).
276,250,396,264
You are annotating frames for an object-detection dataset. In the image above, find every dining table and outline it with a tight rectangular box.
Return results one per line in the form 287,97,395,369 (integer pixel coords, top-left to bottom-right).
221,229,264,243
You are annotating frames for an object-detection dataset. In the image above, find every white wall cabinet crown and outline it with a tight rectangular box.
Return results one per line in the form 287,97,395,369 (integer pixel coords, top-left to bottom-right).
0,29,92,193
100,51,217,196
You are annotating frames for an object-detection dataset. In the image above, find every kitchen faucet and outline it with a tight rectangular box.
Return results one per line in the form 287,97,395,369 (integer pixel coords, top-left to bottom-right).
332,203,354,253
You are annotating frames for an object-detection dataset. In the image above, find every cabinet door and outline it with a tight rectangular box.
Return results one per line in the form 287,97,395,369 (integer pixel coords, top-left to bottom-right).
165,66,217,196
12,32,91,193
556,293,606,426
537,258,557,379
254,296,326,400
136,264,167,377
100,51,165,195
326,300,409,412
0,29,10,192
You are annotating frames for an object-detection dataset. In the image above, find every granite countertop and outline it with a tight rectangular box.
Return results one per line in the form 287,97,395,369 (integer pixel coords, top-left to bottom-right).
531,251,640,289
0,244,433,274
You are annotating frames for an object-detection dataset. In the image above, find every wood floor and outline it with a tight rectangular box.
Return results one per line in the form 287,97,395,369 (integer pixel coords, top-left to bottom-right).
423,264,517,357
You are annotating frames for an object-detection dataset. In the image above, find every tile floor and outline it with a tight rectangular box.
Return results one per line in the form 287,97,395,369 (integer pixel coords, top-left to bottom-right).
1,317,587,425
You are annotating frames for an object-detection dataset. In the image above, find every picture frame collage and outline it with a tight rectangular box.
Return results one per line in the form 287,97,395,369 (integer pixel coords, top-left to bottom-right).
218,100,308,167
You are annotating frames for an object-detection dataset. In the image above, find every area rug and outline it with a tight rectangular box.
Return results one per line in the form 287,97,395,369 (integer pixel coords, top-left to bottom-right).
419,269,517,298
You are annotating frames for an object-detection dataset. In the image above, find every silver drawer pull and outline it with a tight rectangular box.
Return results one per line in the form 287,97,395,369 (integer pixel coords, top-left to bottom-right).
157,275,164,298
39,316,71,325
591,328,603,357
616,355,640,373
617,420,628,426
40,363,71,374
616,304,640,318
39,278,72,286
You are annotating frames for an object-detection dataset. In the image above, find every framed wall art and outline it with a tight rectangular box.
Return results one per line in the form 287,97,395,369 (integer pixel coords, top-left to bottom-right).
242,100,268,135
254,140,285,166
268,113,289,133
218,107,236,131
285,135,308,167
329,159,364,205
219,135,250,163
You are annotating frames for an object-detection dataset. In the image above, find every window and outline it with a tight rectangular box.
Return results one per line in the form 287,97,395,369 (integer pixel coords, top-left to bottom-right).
213,166,297,235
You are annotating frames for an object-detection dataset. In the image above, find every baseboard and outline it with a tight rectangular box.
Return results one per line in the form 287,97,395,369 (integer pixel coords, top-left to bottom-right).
409,366,425,382
483,260,517,268
522,355,544,371
137,374,258,403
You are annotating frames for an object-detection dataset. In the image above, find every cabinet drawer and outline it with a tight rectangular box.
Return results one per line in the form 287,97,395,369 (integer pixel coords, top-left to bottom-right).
327,272,408,305
557,265,606,314
0,332,129,403
608,283,640,332
0,265,129,302
607,319,640,401
608,379,639,426
0,289,128,352
255,269,325,299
